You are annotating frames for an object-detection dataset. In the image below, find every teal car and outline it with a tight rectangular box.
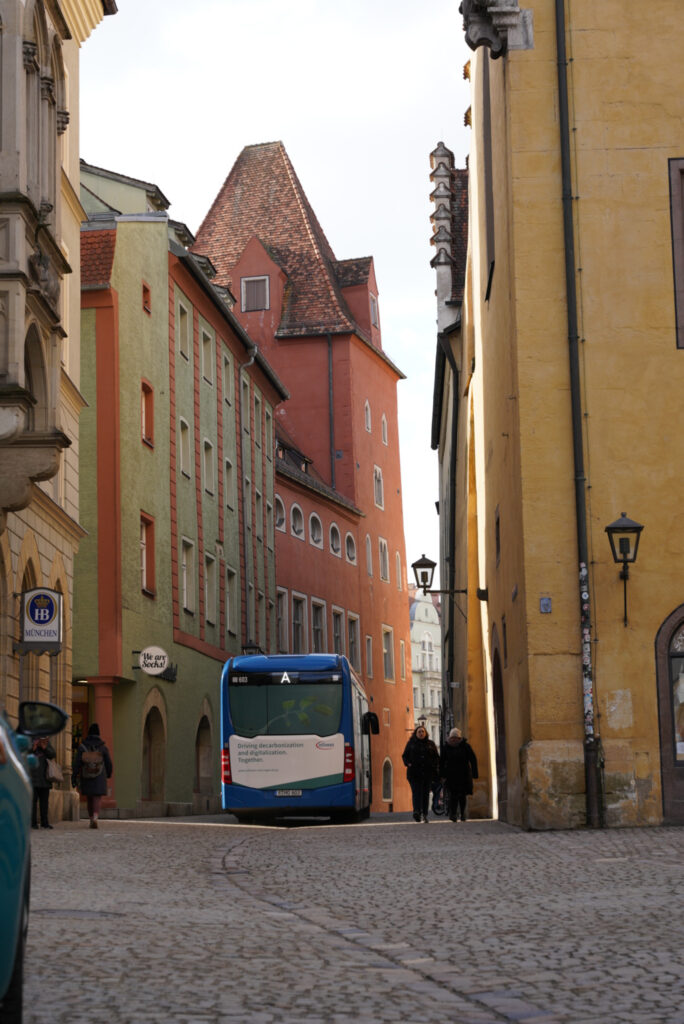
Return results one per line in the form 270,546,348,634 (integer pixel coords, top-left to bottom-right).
0,701,67,1023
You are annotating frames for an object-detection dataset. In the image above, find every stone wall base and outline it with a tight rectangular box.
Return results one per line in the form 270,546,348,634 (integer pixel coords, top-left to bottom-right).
520,739,587,830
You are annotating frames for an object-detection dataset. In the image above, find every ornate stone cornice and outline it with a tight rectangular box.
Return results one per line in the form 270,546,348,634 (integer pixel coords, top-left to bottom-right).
460,0,533,57
23,41,38,73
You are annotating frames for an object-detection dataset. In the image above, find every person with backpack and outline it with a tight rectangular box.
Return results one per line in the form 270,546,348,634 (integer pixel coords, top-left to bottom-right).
72,723,113,829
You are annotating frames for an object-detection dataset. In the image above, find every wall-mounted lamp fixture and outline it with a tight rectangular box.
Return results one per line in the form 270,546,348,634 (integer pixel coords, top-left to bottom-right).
605,513,644,627
411,554,467,596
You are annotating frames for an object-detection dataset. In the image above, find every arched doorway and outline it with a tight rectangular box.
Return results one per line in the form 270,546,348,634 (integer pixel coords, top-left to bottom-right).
142,706,165,802
492,647,507,821
194,716,212,795
655,605,684,823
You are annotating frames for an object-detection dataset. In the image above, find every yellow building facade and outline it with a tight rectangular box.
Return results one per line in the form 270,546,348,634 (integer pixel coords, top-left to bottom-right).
436,0,684,828
0,0,115,820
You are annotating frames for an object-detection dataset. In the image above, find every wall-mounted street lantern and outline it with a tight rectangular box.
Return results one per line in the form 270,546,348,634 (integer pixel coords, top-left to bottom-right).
605,513,644,627
411,554,467,597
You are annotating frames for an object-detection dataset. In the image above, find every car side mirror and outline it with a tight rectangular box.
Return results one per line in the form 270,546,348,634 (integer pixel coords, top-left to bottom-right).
18,701,67,737
363,711,380,735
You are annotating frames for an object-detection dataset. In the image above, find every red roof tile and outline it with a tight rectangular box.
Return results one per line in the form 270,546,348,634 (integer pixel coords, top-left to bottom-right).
193,142,365,339
81,228,116,288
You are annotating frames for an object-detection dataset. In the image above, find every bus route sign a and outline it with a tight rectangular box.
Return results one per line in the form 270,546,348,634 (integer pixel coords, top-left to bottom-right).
19,587,62,653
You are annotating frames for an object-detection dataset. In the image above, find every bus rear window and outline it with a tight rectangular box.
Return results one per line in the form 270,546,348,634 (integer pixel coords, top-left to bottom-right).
228,681,342,738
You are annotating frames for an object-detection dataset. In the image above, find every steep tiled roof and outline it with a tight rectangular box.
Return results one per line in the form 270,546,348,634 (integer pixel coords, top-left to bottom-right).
193,142,366,340
334,257,372,288
81,228,116,288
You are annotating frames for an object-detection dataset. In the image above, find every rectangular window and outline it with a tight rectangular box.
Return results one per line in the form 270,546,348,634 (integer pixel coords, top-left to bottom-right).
224,458,234,508
226,567,237,636
382,627,394,680
254,394,262,448
181,539,195,613
140,513,155,596
365,635,373,678
205,555,217,625
203,440,214,494
255,490,263,539
264,409,273,459
241,276,269,312
312,601,325,653
277,588,289,652
266,501,274,550
180,419,191,477
332,608,344,655
292,595,306,653
348,614,360,672
370,294,379,328
202,329,214,384
223,353,233,404
245,477,252,532
400,639,406,680
669,157,684,348
141,381,153,446
374,466,384,508
178,302,190,360
241,379,250,432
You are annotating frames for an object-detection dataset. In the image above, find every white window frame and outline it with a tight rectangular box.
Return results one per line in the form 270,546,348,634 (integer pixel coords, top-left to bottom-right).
309,513,323,548
365,534,373,576
382,626,395,681
373,465,384,509
365,635,373,678
178,301,190,361
345,532,356,564
347,613,361,672
364,399,371,432
275,495,286,532
370,294,379,328
311,599,327,653
379,538,390,582
381,413,388,445
329,523,341,557
292,592,308,653
179,418,191,478
332,606,345,655
241,275,270,312
223,352,233,404
203,439,214,495
181,538,195,613
202,328,214,385
291,504,305,539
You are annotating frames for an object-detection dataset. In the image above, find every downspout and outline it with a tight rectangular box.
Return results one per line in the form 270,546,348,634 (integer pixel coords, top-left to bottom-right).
327,333,336,490
239,346,257,648
555,0,603,827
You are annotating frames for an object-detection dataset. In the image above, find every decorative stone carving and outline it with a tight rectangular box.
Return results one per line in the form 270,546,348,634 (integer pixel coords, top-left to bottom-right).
23,41,38,72
56,109,70,135
460,0,533,56
41,75,55,104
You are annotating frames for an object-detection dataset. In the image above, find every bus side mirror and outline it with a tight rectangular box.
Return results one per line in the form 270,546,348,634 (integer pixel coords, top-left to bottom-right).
363,711,380,735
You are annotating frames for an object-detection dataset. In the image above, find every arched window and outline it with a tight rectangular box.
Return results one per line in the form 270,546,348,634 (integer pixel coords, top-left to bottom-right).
365,535,373,576
345,533,356,564
291,504,304,538
329,523,341,556
309,513,323,547
381,414,388,445
382,758,393,802
373,466,384,508
24,325,49,431
275,495,286,531
364,400,371,432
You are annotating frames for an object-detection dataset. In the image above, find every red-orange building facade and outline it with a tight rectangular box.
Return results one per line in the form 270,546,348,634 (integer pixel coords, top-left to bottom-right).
194,142,414,810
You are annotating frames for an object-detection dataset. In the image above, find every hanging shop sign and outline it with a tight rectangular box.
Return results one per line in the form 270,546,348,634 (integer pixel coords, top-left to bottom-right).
139,646,169,676
17,588,62,654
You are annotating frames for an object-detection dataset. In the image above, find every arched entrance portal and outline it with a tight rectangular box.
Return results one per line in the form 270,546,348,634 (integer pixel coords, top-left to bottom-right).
655,605,684,823
142,706,165,802
194,716,212,795
492,647,507,821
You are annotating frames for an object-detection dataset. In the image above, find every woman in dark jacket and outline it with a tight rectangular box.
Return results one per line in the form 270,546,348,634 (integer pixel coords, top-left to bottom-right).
30,736,56,829
402,725,440,822
440,727,478,822
72,723,113,829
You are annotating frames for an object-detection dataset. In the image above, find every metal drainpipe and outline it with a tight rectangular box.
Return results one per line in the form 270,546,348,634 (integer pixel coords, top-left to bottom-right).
238,347,257,647
327,333,336,490
555,0,603,827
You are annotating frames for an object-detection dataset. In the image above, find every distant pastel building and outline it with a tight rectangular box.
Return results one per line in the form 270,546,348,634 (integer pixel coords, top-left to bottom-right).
409,588,442,745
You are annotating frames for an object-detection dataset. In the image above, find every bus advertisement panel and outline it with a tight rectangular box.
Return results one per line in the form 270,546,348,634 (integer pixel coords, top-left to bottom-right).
220,654,378,821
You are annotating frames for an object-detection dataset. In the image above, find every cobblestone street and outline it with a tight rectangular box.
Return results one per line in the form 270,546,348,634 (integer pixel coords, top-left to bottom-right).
23,814,684,1024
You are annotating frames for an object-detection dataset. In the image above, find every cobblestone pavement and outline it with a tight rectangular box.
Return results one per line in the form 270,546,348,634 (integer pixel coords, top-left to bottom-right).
22,814,684,1024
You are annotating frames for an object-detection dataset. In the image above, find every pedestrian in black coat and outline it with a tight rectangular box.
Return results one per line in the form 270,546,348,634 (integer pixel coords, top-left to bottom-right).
30,736,56,829
402,725,440,822
72,723,113,829
440,727,478,822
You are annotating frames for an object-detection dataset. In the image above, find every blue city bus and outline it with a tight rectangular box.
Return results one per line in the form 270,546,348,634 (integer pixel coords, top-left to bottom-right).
220,653,379,822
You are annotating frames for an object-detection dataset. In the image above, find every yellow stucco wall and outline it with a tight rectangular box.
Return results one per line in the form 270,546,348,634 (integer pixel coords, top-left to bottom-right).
463,1,684,827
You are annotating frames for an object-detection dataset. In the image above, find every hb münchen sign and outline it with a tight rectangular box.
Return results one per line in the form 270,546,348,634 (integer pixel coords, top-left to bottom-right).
16,588,63,655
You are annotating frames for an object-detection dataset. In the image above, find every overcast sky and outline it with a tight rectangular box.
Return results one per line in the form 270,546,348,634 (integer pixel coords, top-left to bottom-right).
80,0,471,585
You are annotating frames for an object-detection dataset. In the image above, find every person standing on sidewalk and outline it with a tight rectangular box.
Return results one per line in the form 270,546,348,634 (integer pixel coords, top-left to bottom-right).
402,725,440,823
30,736,57,829
72,723,112,829
440,727,478,822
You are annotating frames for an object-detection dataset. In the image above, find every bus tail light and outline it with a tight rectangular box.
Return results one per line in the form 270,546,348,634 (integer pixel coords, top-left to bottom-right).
221,747,232,785
343,743,354,782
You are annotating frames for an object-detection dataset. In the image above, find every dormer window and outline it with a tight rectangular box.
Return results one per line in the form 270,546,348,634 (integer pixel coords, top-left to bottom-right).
370,294,379,328
241,276,269,312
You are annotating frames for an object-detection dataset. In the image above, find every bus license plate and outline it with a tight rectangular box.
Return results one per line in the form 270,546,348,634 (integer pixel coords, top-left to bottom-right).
275,789,302,797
